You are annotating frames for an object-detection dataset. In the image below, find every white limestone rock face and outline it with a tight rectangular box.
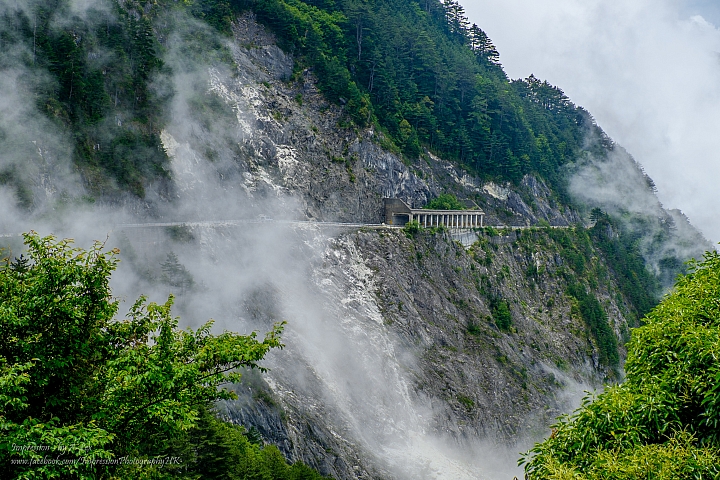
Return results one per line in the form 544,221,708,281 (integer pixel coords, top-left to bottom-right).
112,12,708,480
212,220,634,479
156,12,582,229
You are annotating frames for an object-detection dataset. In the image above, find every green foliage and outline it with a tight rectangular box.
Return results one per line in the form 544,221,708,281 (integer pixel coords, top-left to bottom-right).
166,225,196,243
567,282,618,368
457,394,475,410
161,251,195,292
3,0,618,201
544,224,656,367
491,298,512,331
545,226,592,276
403,219,421,237
0,0,247,200
164,407,331,479
0,233,285,478
424,193,465,210
523,225,657,369
241,0,606,187
589,207,605,223
1,0,622,204
0,1,172,198
0,169,33,209
477,227,499,240
521,250,720,479
242,0,372,126
466,320,482,336
188,0,237,34
590,216,660,321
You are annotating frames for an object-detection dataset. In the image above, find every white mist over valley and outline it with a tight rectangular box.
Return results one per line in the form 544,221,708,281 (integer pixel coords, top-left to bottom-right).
464,0,720,242
1,1,714,479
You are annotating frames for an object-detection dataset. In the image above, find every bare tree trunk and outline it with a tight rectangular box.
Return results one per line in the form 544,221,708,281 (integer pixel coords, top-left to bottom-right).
368,60,376,92
33,16,37,65
69,61,74,101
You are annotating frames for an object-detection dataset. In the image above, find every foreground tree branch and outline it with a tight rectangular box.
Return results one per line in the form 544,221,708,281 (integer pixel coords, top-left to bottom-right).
0,232,284,479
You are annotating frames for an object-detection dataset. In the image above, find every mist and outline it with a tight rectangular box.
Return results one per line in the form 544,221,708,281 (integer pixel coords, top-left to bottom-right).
463,0,720,243
567,145,710,285
121,11,529,479
0,3,536,479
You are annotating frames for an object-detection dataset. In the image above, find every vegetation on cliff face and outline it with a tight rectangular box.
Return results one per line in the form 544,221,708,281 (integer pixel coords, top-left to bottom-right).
335,222,649,461
1,1,713,477
588,214,660,321
0,0,615,201
238,0,606,188
167,407,331,479
2,0,690,293
0,0,236,198
505,225,655,373
423,193,465,210
537,220,660,370
522,250,720,479
2,0,699,279
0,1,169,197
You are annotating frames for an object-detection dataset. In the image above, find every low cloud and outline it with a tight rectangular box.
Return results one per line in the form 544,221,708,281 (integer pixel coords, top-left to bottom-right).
568,146,711,284
464,0,720,242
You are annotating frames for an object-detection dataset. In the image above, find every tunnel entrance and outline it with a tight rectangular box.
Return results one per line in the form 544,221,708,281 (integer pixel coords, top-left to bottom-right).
391,214,410,225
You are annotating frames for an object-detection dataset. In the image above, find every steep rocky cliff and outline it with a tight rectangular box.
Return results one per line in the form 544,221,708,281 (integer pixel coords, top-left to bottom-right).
208,224,634,479
128,14,707,479
173,13,582,229
0,5,711,479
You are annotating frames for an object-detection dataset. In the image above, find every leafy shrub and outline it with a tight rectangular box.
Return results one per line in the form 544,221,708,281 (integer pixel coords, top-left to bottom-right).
483,226,499,237
457,394,475,410
0,233,285,478
403,219,421,237
492,299,512,331
467,320,482,336
424,193,465,210
521,250,720,479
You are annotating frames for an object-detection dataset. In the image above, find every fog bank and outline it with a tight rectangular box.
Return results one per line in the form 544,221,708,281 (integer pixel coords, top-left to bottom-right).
464,0,720,242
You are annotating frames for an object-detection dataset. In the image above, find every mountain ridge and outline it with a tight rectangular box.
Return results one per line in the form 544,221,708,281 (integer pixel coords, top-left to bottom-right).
0,1,713,478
